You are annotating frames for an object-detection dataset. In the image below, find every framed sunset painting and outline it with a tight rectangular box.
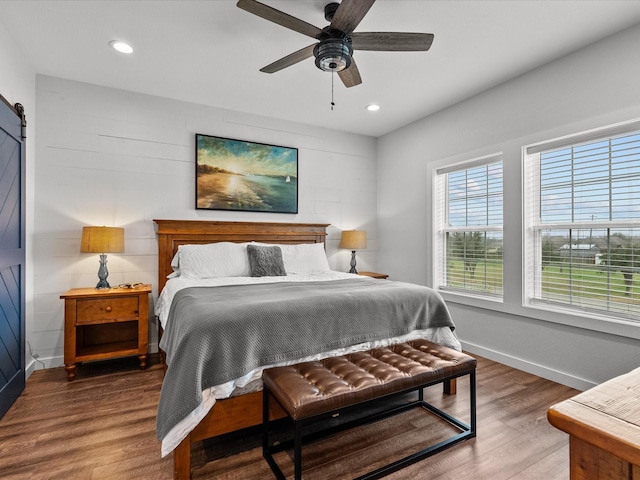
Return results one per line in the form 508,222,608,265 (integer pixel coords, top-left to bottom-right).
195,134,298,213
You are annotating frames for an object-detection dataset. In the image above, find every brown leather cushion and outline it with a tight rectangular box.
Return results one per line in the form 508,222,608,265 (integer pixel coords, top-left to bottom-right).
262,339,476,420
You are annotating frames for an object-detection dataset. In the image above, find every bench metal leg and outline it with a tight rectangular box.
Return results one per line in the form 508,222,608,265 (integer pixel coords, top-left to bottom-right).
263,370,477,480
355,371,477,480
263,385,287,480
471,369,477,436
294,421,303,480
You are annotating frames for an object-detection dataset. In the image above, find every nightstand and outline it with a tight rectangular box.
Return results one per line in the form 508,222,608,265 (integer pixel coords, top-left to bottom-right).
358,271,389,279
60,285,152,381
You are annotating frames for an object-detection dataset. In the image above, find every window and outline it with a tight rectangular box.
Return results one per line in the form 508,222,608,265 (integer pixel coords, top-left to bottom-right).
524,122,640,321
434,154,503,298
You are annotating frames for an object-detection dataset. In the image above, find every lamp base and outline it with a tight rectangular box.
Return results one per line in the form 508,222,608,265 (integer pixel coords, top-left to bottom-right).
348,250,358,274
95,254,111,289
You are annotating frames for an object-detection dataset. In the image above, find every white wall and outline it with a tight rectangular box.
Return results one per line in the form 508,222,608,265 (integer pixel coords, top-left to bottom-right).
32,75,378,369
377,24,640,390
0,21,36,375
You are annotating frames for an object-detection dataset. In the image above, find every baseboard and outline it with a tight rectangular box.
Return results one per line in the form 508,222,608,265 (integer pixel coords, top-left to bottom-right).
460,341,596,392
26,359,36,378
26,355,63,379
25,342,159,380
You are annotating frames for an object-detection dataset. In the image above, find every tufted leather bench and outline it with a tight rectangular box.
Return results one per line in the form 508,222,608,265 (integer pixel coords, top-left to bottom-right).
262,339,477,480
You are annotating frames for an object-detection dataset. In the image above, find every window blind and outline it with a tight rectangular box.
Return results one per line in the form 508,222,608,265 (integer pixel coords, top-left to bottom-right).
524,129,640,321
435,154,503,298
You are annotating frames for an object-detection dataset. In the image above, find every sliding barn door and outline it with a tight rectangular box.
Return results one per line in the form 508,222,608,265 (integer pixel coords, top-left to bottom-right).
0,97,26,419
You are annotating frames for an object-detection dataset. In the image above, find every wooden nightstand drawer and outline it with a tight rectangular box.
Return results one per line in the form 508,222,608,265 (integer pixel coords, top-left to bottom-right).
76,296,139,324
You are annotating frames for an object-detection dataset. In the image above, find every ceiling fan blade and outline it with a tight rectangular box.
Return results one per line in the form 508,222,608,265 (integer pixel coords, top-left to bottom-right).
351,32,434,51
338,60,362,88
237,0,323,39
260,44,316,73
330,0,376,35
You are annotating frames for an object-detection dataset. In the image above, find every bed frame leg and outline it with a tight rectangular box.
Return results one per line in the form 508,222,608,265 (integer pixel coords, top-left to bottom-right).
159,324,167,373
443,378,457,395
174,434,191,480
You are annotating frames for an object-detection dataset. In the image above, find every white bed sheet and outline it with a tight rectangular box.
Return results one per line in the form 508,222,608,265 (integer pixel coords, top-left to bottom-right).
156,272,461,457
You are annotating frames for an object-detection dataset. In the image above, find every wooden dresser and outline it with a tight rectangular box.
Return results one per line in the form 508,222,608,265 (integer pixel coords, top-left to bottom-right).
547,367,640,479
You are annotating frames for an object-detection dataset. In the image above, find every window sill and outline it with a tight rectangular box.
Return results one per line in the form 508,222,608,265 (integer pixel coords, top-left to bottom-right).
439,290,640,341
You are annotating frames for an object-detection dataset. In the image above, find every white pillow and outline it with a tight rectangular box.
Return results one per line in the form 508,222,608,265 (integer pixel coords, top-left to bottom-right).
279,243,331,274
167,251,181,278
176,242,250,278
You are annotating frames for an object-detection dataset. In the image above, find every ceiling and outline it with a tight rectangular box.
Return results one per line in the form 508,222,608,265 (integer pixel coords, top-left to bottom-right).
2,1,640,137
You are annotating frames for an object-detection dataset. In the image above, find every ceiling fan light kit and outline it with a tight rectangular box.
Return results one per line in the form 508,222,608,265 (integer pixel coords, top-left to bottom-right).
236,0,434,88
314,35,353,72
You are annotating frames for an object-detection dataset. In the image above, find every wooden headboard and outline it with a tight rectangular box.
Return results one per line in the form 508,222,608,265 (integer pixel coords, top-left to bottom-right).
154,219,329,292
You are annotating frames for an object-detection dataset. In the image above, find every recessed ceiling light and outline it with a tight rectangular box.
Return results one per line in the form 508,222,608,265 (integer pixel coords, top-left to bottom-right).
366,104,381,112
109,40,133,54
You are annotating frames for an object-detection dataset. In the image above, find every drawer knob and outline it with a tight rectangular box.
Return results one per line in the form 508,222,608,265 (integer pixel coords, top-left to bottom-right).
105,306,112,313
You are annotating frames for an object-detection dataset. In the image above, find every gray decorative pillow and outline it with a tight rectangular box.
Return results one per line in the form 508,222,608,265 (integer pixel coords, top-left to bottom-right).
247,245,287,277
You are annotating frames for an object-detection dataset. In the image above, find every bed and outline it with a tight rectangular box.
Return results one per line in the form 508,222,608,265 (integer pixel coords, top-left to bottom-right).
153,219,461,479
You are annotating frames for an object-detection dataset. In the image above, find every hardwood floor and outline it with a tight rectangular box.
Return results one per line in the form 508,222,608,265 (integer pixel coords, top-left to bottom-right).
0,353,578,480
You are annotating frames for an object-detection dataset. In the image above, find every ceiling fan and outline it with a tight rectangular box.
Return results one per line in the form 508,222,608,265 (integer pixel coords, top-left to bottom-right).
236,0,434,88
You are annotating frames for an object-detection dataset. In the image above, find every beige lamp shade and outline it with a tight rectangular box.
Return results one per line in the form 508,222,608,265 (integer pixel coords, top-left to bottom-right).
80,226,125,254
339,230,367,250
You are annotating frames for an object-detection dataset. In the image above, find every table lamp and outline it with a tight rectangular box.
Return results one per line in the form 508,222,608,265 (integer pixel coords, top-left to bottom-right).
80,226,125,289
339,230,367,274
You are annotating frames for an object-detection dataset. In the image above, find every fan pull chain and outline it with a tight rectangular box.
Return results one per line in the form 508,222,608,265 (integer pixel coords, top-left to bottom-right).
331,71,335,111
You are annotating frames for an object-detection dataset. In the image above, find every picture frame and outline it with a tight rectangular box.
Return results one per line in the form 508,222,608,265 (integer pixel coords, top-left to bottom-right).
195,134,298,213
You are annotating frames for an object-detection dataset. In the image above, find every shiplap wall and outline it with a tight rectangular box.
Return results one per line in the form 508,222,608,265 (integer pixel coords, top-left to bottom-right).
32,75,377,369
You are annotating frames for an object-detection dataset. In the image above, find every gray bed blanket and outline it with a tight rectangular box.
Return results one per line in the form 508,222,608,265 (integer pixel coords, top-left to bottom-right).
156,277,455,441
